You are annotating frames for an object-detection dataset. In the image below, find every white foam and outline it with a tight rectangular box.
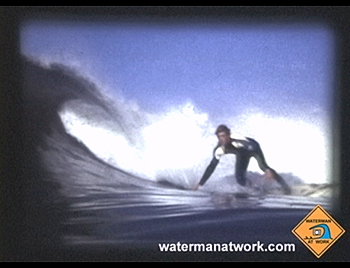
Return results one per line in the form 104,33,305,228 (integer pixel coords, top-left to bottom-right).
59,94,331,189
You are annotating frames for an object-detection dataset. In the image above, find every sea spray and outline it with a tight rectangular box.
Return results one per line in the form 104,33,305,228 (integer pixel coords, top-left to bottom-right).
59,99,217,188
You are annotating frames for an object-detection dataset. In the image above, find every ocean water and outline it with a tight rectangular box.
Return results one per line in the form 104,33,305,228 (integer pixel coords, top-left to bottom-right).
21,57,333,260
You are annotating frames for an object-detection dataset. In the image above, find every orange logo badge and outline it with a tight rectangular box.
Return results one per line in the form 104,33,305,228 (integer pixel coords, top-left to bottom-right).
292,205,345,258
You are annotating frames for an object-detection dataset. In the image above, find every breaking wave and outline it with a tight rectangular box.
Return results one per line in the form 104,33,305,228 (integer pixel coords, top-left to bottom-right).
22,56,331,200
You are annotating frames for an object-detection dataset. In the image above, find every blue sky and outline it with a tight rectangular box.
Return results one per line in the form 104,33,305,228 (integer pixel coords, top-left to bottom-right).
20,20,334,121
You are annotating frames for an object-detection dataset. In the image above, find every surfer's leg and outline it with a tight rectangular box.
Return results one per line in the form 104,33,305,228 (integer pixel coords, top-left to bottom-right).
250,140,291,194
235,150,250,186
266,169,291,195
248,139,270,172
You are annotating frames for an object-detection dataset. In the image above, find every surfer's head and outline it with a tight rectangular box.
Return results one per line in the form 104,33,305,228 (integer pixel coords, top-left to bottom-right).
215,125,231,146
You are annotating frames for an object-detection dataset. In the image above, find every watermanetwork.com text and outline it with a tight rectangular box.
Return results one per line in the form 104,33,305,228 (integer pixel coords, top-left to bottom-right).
158,241,296,253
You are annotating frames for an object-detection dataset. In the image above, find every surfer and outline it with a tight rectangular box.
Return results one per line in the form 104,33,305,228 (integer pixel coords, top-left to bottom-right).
193,125,291,194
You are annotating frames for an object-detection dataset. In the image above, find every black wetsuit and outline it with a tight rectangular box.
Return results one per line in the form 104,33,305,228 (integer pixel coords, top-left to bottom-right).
199,136,269,186
198,132,291,196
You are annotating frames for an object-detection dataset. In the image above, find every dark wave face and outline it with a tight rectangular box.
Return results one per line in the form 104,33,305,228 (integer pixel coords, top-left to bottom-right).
21,57,332,258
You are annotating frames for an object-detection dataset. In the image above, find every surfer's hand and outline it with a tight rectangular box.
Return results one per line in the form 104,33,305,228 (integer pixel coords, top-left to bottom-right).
192,183,200,191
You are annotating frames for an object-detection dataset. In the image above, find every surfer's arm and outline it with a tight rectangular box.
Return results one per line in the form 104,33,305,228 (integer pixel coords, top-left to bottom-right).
193,146,223,190
198,146,224,186
198,157,219,186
